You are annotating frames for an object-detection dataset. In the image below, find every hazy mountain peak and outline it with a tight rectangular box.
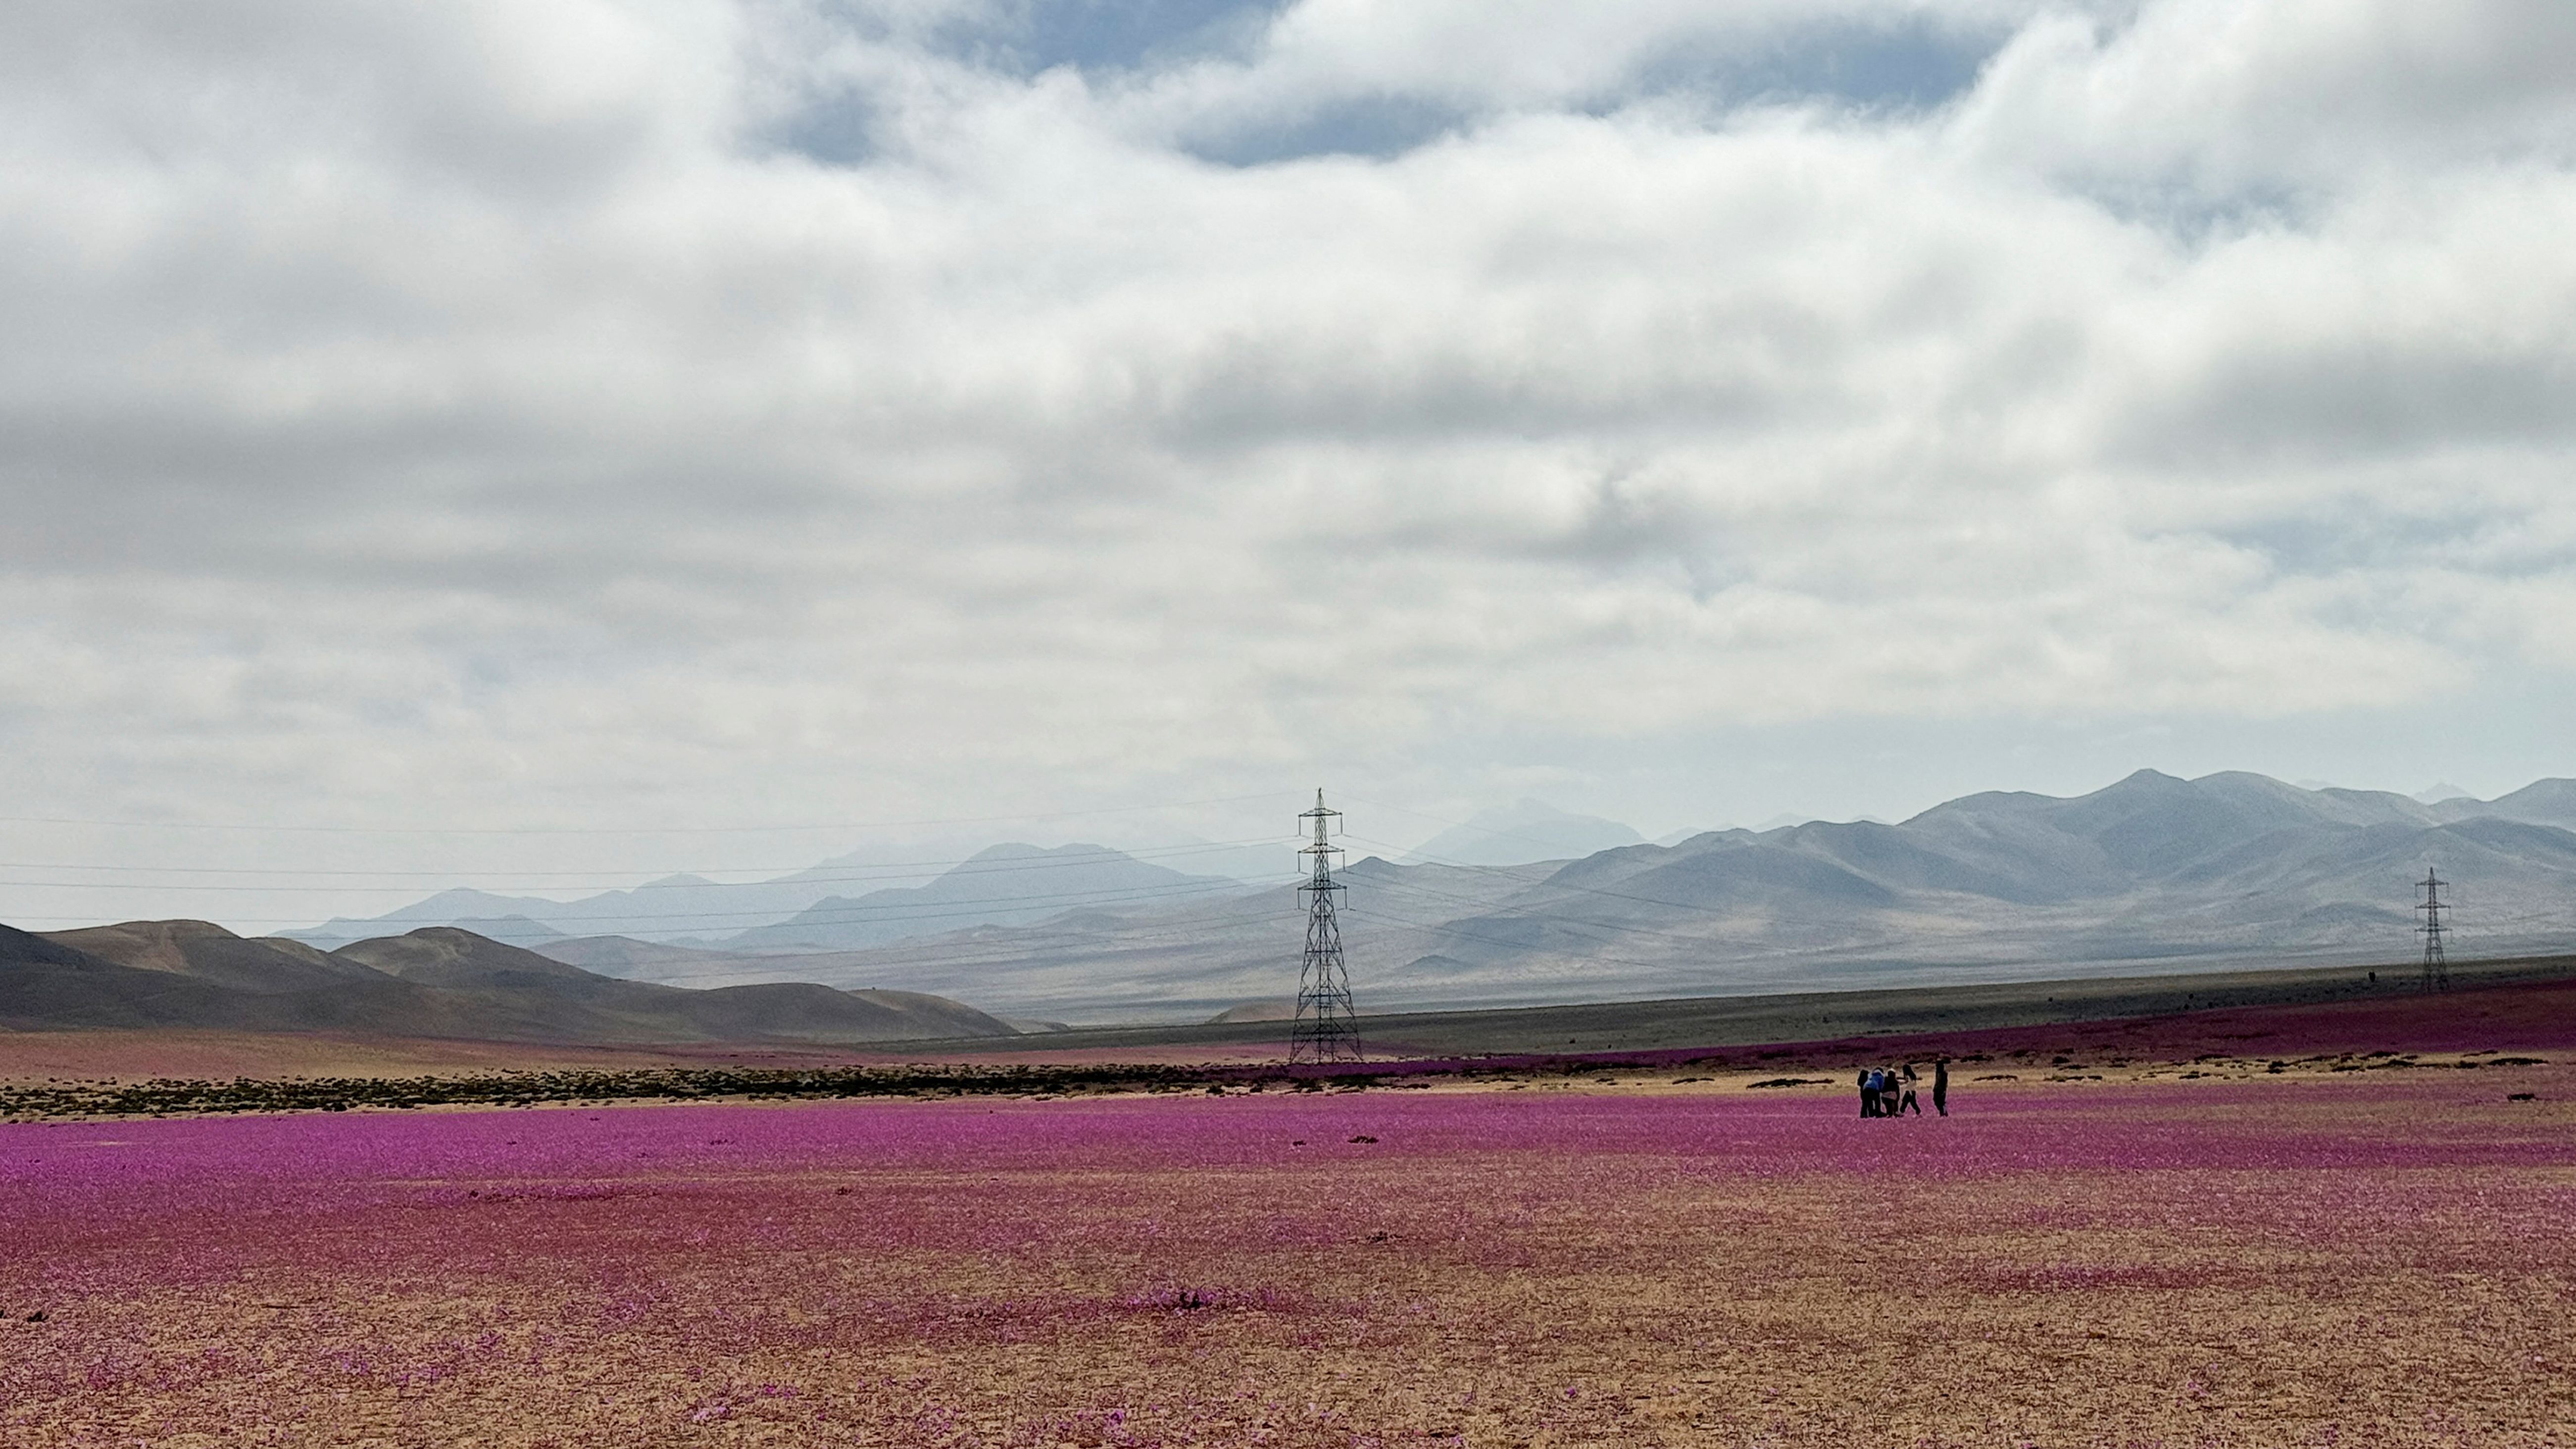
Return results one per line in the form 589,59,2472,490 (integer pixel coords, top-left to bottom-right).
716,840,1243,953
1406,799,1645,868
956,842,1115,867
2413,782,2475,804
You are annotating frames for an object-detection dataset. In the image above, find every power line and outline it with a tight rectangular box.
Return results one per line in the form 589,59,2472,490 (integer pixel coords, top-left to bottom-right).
1338,906,1675,973
518,897,1315,990
0,791,1299,837
2417,865,2450,992
1290,790,1362,1064
1360,873,1738,951
8,875,1275,932
1332,792,1676,863
1359,853,1927,948
0,837,1288,894
1341,830,1756,920
0,835,1284,880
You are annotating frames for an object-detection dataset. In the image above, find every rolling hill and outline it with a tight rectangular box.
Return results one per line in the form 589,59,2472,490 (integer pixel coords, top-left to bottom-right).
5,920,1015,1045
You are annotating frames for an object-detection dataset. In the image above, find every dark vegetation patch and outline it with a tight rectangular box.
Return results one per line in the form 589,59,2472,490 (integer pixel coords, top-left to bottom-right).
0,1062,1269,1120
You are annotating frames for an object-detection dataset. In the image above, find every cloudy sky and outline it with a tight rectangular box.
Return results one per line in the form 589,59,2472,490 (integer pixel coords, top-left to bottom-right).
5,0,2575,929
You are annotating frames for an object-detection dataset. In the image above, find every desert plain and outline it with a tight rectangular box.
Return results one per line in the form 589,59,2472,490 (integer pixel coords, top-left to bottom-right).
4,976,2574,1449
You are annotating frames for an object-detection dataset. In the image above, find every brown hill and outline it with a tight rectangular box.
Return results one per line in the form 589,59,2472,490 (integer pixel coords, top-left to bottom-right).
9,921,1014,1046
0,918,386,1031
49,920,395,991
332,927,1015,1041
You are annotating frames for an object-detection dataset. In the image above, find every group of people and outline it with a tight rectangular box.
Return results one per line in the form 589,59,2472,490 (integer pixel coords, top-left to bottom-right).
1859,1060,1947,1118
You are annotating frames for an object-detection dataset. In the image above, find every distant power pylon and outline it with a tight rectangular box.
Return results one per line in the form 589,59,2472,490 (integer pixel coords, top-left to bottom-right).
1289,789,1363,1064
2416,865,2450,992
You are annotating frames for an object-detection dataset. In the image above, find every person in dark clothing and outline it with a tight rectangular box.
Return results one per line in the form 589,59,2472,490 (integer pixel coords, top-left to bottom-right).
1858,1068,1878,1117
1897,1063,1922,1116
1932,1058,1949,1117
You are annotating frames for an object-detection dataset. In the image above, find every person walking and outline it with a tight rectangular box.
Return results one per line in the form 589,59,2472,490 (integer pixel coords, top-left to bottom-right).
1897,1063,1922,1117
1932,1058,1949,1117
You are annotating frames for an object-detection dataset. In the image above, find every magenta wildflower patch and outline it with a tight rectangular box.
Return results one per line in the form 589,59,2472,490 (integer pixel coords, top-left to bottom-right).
1,1072,2570,1445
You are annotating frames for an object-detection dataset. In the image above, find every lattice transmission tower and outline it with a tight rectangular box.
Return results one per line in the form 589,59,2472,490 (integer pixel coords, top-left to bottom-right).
2416,865,2450,992
1290,789,1363,1064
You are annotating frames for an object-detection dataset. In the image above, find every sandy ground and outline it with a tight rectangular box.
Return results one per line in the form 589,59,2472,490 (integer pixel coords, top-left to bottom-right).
4,1067,2569,1448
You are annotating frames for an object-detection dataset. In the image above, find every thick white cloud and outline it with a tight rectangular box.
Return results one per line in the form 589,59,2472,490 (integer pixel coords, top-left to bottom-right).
2,0,2573,927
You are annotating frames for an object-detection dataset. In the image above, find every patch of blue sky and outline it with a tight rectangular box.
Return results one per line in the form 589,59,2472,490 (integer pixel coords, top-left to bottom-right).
1183,93,1470,167
1183,13,2011,167
2218,514,2456,577
767,93,881,168
769,6,2013,170
1624,13,2003,116
953,0,1285,75
760,0,1283,167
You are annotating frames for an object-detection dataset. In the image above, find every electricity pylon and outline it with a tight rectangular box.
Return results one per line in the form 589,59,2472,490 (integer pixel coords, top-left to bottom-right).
2417,865,2450,992
1290,789,1363,1064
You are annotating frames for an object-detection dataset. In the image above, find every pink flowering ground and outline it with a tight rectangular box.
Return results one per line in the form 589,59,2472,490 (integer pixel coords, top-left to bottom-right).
3,1072,2571,1447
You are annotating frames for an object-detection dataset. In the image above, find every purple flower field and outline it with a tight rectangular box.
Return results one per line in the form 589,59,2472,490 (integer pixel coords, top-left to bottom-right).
4,1072,2571,1446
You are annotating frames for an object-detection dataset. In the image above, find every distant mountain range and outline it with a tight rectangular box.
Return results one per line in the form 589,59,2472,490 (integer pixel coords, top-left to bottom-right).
283,804,1671,952
720,843,1245,952
502,770,2576,1023
285,841,1261,950
27,771,2576,1035
2,919,1014,1044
